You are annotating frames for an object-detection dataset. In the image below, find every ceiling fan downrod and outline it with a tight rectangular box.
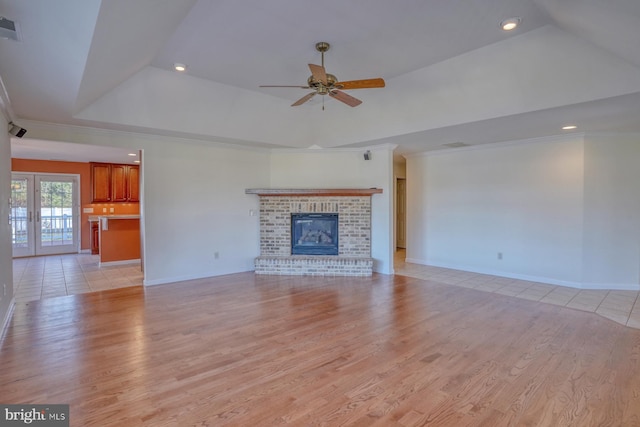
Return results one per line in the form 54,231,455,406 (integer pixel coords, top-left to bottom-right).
315,42,330,68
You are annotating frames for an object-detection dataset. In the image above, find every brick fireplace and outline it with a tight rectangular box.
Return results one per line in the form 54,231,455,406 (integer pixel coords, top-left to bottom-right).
246,188,382,276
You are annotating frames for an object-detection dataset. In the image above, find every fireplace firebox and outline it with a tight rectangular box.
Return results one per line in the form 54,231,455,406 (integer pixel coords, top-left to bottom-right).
291,213,338,255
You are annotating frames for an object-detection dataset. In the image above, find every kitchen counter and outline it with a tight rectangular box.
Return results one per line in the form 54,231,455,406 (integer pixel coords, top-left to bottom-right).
88,215,141,265
88,214,141,222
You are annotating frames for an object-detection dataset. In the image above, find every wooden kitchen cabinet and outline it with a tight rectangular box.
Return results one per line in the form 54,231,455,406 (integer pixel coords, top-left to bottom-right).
91,221,99,254
111,164,129,202
91,163,139,203
127,165,140,202
91,162,112,202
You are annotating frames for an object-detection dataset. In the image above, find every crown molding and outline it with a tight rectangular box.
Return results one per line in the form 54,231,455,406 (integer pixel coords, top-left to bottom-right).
17,119,402,156
404,133,587,159
271,143,398,155
0,75,16,122
17,119,274,154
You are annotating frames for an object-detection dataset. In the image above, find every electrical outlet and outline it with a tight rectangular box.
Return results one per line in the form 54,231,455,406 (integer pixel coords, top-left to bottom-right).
214,252,220,260
102,208,107,213
497,252,503,260
110,207,114,213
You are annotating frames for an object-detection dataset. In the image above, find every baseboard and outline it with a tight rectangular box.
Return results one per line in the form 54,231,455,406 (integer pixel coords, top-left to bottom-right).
405,258,640,291
0,298,16,344
99,258,140,267
578,282,640,291
143,269,254,286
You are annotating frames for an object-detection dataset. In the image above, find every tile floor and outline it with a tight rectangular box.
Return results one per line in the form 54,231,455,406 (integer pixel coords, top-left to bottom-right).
12,253,143,303
394,249,640,329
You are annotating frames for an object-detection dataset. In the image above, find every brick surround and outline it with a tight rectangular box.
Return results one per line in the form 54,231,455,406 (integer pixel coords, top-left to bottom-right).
248,190,380,276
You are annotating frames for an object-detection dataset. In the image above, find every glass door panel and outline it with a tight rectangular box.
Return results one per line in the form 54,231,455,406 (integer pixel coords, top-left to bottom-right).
36,175,78,255
11,174,35,257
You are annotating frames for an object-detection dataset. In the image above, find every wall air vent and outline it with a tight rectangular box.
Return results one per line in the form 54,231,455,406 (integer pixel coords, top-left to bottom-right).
442,142,470,149
0,16,21,41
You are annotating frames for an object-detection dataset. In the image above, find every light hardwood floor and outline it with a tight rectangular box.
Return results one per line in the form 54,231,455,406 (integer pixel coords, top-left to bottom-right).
2,270,640,426
15,252,640,328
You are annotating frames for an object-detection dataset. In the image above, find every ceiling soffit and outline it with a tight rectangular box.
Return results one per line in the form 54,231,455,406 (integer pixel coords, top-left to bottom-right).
75,26,640,149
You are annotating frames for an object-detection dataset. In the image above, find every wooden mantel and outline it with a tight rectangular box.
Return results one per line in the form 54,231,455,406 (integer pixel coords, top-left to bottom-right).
245,188,383,196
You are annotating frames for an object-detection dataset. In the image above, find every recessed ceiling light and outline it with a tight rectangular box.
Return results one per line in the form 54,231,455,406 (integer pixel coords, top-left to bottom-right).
500,18,521,31
174,63,187,72
562,125,577,130
128,153,137,157
134,160,141,164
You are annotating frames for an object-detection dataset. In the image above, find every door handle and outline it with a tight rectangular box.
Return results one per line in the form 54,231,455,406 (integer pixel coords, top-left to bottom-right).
29,211,32,222
36,212,40,222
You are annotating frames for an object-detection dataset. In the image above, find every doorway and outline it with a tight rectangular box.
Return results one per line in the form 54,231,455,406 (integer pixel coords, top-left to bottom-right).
11,173,80,257
396,177,406,249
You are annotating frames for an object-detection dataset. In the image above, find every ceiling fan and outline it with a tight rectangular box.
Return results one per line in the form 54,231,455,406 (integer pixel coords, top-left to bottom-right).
260,42,385,109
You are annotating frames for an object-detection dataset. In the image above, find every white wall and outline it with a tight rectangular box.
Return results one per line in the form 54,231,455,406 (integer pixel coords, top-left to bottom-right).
0,116,15,332
269,145,395,274
24,124,270,285
141,139,270,284
407,134,640,289
582,134,640,287
407,137,586,286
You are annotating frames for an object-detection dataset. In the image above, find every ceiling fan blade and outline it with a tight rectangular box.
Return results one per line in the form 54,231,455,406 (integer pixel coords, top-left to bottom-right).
291,92,316,106
308,64,327,85
329,90,362,107
260,85,310,88
335,78,385,90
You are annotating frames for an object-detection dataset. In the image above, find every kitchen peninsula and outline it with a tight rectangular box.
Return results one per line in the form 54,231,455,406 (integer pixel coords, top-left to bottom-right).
88,215,141,265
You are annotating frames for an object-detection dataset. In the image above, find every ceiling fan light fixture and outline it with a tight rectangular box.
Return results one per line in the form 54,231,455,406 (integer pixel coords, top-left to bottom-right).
500,18,521,31
174,63,187,72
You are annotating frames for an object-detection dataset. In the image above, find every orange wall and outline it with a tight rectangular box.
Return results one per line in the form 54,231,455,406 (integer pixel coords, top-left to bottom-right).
11,158,139,250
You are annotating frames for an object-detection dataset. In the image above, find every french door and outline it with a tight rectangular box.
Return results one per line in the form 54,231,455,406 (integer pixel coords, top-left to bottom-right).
11,173,79,257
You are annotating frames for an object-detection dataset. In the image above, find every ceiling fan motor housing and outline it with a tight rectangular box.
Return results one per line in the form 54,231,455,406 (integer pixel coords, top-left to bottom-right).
307,73,338,95
315,42,330,53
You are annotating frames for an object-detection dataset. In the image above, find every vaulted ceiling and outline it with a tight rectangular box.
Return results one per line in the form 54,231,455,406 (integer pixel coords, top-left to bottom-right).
2,0,640,160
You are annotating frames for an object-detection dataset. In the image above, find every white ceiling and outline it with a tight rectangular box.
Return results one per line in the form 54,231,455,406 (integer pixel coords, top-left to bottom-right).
2,0,640,162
